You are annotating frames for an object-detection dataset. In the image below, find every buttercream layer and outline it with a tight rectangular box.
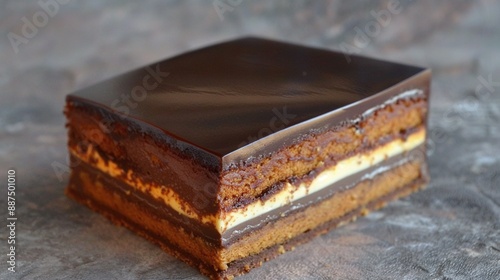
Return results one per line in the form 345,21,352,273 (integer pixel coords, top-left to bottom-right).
222,144,426,246
220,128,425,233
69,127,425,235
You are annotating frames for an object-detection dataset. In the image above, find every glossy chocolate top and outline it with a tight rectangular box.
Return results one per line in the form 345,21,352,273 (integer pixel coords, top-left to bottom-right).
69,37,428,169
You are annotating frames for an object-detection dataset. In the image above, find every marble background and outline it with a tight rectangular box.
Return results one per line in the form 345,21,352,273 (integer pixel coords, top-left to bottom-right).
0,0,499,279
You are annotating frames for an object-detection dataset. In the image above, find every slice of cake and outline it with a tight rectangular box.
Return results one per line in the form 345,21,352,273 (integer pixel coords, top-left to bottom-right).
65,37,430,279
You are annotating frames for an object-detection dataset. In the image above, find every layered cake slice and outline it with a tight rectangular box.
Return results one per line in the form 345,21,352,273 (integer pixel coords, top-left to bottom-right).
65,37,430,279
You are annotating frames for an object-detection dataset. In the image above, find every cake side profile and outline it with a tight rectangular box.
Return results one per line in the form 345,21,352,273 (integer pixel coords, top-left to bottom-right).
65,38,430,279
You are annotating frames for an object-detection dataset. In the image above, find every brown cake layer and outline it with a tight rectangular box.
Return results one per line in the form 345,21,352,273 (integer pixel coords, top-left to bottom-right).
66,145,427,279
65,92,427,214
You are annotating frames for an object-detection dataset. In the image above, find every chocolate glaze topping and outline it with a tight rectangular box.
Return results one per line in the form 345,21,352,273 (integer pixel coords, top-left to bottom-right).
68,37,429,169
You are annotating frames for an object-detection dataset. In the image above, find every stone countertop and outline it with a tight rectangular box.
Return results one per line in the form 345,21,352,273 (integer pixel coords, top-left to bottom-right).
0,1,499,279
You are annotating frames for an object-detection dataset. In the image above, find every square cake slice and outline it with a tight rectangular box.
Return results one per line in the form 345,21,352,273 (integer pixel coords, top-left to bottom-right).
65,37,430,279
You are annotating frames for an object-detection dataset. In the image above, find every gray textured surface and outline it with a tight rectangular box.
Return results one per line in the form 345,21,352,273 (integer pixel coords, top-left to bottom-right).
1,1,499,279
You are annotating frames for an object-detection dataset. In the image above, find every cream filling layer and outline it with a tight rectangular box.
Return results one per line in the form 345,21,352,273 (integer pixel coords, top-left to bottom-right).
70,146,219,226
70,129,425,234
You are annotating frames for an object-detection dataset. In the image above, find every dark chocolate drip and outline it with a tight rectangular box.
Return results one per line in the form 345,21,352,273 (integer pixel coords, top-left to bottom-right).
67,37,430,168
